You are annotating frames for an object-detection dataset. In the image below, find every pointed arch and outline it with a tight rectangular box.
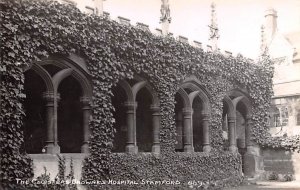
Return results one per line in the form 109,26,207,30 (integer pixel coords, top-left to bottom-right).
30,64,54,93
228,89,252,117
177,87,190,109
38,57,92,98
223,95,235,118
118,80,134,102
180,81,210,114
134,76,160,106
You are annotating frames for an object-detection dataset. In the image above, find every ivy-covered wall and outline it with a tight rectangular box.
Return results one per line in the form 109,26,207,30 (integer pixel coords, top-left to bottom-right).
1,0,299,189
106,153,242,190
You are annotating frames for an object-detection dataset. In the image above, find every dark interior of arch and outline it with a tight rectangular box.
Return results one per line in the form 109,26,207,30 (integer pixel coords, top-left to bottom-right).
222,101,229,131
57,76,83,153
192,96,203,152
111,84,127,152
175,92,184,152
236,101,247,172
42,64,61,77
237,101,248,118
222,100,230,150
136,87,152,152
23,70,46,153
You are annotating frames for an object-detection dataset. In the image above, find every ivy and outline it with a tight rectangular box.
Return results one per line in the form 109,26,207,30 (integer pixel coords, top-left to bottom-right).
1,0,299,189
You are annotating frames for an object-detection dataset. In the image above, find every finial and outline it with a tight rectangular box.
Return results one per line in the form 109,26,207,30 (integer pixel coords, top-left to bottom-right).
208,1,219,51
160,0,171,36
160,0,171,23
260,25,266,51
260,25,269,56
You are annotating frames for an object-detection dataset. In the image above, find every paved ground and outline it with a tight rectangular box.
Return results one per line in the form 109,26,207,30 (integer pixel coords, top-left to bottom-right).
225,181,300,190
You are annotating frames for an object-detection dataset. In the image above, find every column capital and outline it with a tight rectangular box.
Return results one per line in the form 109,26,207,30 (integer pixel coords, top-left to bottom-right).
124,101,137,110
80,96,91,109
182,107,193,115
246,115,252,121
201,113,210,120
228,116,236,122
43,92,54,101
150,105,160,113
43,92,60,103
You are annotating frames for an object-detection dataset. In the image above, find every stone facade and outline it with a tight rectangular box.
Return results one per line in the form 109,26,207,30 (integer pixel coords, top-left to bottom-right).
22,1,299,183
262,8,300,181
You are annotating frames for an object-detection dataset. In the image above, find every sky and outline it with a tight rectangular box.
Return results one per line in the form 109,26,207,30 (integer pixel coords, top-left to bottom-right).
101,0,300,58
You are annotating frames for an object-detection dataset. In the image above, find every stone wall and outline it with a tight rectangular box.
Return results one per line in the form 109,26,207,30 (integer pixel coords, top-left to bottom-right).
29,154,87,181
262,148,300,181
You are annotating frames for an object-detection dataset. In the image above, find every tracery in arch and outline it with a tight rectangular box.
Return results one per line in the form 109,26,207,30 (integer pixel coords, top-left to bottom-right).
112,77,160,153
174,78,211,153
23,56,92,154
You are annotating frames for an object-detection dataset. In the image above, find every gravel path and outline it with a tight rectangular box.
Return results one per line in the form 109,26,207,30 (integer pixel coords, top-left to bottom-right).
224,181,300,190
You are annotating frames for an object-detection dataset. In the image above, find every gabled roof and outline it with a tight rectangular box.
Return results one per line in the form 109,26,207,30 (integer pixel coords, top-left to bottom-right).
285,31,300,63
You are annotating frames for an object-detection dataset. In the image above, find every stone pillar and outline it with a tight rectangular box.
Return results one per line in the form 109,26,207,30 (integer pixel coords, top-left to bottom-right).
43,92,60,154
151,105,160,154
80,97,91,153
202,113,211,152
245,116,252,148
228,116,237,153
124,102,137,153
94,0,104,16
182,108,194,153
176,111,183,150
244,115,262,177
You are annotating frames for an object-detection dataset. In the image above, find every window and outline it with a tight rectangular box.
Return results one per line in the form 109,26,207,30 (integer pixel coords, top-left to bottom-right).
297,111,300,126
271,106,289,127
280,106,289,126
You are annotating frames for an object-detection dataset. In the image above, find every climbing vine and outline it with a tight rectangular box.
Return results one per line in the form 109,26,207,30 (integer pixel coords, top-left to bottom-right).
1,0,299,189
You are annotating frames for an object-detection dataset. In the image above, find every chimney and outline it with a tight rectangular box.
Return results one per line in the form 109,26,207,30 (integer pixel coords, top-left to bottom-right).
264,8,278,41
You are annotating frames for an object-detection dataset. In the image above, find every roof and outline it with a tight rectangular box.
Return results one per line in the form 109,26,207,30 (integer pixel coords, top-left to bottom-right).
285,31,300,63
273,80,300,97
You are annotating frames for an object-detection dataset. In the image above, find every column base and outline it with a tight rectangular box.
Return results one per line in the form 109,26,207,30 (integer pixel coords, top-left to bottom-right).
243,152,263,177
243,145,263,177
126,144,136,153
184,145,194,153
152,144,160,154
44,143,60,154
229,145,238,153
81,143,89,153
203,145,211,153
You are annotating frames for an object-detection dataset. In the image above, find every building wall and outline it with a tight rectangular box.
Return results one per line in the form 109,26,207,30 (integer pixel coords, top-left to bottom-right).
263,8,300,181
262,149,300,181
263,8,300,137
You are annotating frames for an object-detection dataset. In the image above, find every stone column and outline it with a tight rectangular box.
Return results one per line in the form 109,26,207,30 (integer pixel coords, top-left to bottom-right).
202,113,211,152
80,97,91,153
245,116,252,149
124,102,137,153
228,116,237,153
151,105,160,154
43,92,60,154
182,108,194,153
244,115,262,177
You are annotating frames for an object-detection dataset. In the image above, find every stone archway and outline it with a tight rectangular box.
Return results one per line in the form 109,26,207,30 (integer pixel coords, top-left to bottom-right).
175,78,211,153
112,77,160,154
24,69,47,153
223,89,261,177
23,55,92,154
